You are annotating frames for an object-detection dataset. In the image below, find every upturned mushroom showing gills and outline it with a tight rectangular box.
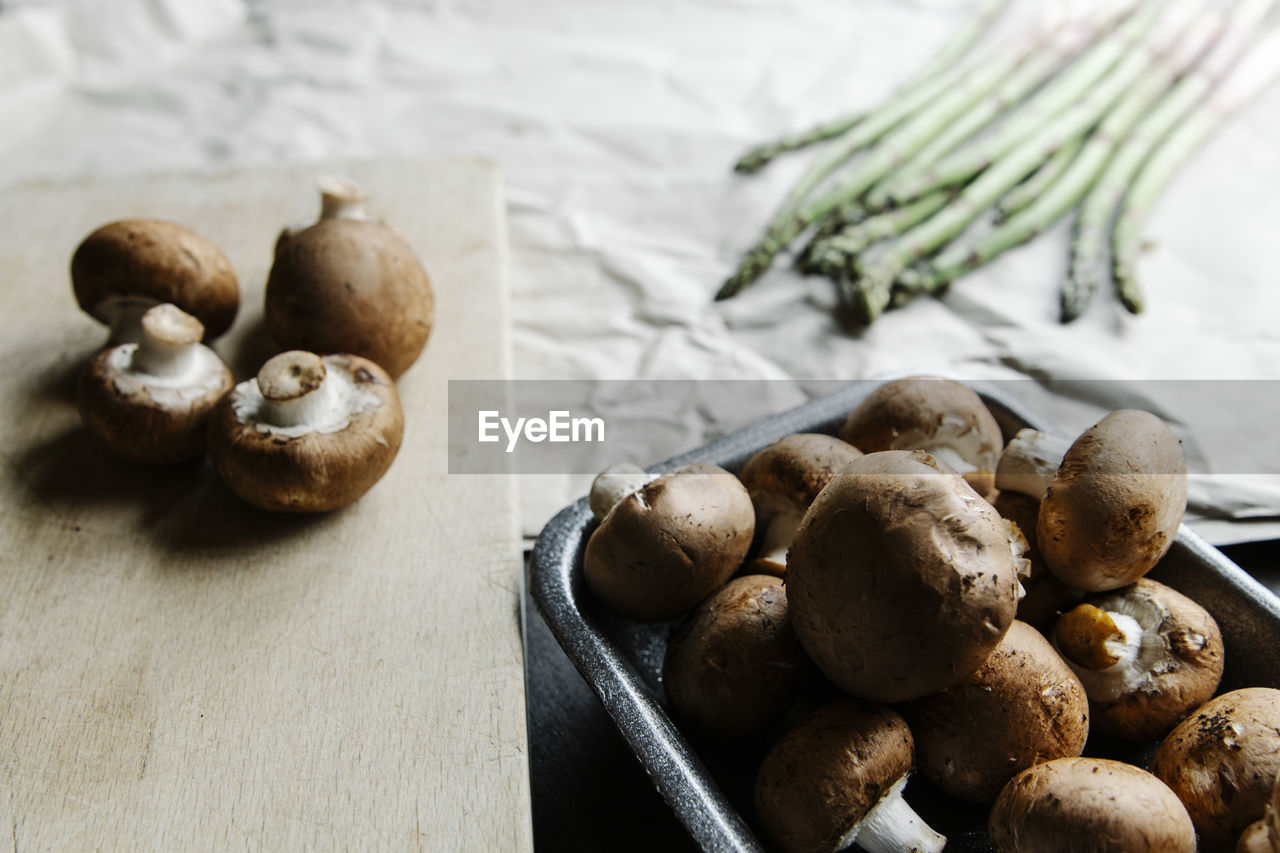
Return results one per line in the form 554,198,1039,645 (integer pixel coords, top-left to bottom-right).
265,177,434,379
1238,771,1280,853
787,450,1023,702
1051,578,1223,741
662,574,809,740
989,757,1196,853
77,303,234,464
71,218,239,343
1151,688,1280,851
737,433,863,575
208,350,403,512
996,409,1187,591
908,620,1090,804
839,376,1003,499
583,462,754,622
754,699,945,853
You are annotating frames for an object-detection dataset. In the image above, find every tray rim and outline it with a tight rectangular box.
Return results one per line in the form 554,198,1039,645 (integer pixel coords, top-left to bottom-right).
527,376,1280,852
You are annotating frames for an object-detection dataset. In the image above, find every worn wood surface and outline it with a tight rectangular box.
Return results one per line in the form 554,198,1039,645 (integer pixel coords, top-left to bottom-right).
0,157,530,850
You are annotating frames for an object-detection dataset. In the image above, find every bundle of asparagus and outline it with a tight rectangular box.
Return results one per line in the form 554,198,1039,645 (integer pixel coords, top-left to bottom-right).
720,0,1280,325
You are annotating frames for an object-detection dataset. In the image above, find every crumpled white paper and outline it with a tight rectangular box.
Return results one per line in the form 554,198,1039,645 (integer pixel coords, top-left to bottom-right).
2,0,1278,543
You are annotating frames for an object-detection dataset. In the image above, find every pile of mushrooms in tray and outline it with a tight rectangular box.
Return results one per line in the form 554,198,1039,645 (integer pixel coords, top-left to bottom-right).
69,177,433,512
582,376,1280,853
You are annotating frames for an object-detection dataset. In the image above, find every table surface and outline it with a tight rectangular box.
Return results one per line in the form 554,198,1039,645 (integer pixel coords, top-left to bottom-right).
0,158,531,851
523,538,1280,851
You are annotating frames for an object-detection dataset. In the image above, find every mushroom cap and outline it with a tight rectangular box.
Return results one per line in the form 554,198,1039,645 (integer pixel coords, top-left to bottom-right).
754,699,914,853
989,757,1196,853
208,352,404,512
1151,687,1280,851
71,219,239,340
76,308,234,464
588,462,655,521
662,574,808,740
738,433,863,515
839,376,1003,499
994,490,1083,630
1236,771,1280,853
265,218,434,379
787,449,1022,702
583,462,754,622
1052,577,1224,741
738,433,864,575
1038,409,1187,591
909,620,1090,803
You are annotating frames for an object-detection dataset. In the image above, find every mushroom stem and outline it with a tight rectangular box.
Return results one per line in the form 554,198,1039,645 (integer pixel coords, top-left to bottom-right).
100,295,162,344
256,350,340,429
129,304,205,378
754,511,802,572
317,176,370,221
1053,598,1172,704
927,443,978,477
588,463,657,521
1055,603,1143,673
995,428,1070,500
841,775,946,853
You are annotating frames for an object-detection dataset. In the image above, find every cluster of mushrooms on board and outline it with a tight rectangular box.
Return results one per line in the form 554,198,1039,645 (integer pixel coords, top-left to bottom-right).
70,177,433,512
583,376,1280,853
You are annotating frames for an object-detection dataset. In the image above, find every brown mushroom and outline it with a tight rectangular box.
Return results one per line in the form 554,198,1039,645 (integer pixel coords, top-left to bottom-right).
736,433,863,575
207,349,403,512
265,177,434,379
839,376,1003,499
1238,771,1280,853
71,218,239,343
583,462,753,622
587,462,657,521
996,410,1187,591
993,490,1083,630
754,699,945,853
77,304,234,464
908,620,1090,803
662,574,809,740
1151,687,1280,851
787,449,1024,702
1051,577,1224,741
989,757,1196,853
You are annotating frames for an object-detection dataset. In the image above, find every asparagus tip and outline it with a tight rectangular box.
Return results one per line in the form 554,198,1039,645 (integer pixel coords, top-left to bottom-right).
714,277,744,301
733,148,773,175
850,260,897,325
1059,285,1084,323
1113,260,1144,315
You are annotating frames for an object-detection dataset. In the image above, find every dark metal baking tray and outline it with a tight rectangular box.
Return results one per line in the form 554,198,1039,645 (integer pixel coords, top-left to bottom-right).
527,378,1280,852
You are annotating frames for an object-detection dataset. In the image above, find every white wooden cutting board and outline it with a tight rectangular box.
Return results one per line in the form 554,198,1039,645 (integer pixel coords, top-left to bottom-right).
0,157,531,850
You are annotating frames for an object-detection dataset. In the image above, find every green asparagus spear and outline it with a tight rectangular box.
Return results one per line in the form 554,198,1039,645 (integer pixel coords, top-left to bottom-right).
881,1,1156,207
913,6,1226,297
778,5,1143,253
852,2,1196,324
716,28,1045,300
806,192,950,280
794,202,867,273
715,0,1142,301
861,22,1102,214
716,1,1150,301
1113,28,1280,314
733,0,1013,175
993,135,1086,223
1062,0,1278,320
